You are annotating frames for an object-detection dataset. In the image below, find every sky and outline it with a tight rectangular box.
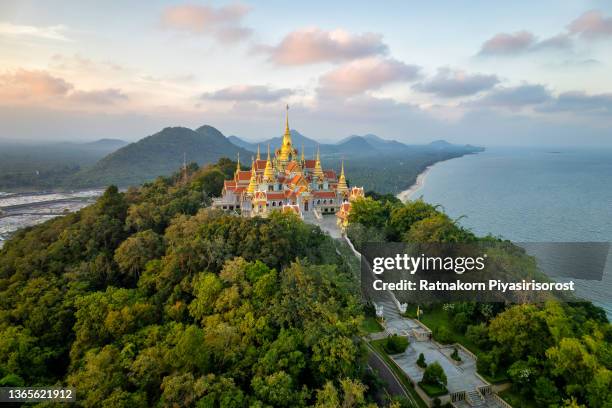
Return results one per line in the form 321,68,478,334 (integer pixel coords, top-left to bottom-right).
1,0,612,146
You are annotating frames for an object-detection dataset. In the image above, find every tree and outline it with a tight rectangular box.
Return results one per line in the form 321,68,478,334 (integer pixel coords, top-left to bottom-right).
387,200,439,240
422,362,447,386
114,230,164,280
347,197,389,230
533,377,560,407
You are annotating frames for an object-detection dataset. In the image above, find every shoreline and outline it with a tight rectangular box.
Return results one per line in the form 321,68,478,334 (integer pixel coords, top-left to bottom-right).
396,165,434,202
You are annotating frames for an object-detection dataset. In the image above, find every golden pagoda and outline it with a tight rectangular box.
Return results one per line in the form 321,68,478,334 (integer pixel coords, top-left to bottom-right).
337,160,348,194
313,146,324,180
263,144,275,182
247,157,258,194
276,104,297,167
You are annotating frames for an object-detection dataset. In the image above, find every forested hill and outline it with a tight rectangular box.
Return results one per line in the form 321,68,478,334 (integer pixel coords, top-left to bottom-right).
69,125,252,188
0,160,379,407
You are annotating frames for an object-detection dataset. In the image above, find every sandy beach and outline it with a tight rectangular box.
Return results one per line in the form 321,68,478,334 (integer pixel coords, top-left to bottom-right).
396,165,433,202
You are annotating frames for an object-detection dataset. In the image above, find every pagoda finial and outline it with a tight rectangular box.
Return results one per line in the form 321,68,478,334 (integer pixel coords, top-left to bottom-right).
301,143,305,163
285,104,289,132
256,144,261,160
236,152,241,172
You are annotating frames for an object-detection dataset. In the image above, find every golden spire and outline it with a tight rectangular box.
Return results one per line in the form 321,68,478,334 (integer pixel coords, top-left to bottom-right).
300,143,305,164
278,104,293,163
235,152,241,178
264,143,274,182
247,156,258,194
256,144,261,160
338,159,348,193
314,145,324,180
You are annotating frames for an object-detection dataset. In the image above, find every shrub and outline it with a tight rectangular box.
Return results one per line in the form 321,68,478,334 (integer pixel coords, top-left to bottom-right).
417,353,427,368
422,362,447,386
383,334,409,354
451,347,461,361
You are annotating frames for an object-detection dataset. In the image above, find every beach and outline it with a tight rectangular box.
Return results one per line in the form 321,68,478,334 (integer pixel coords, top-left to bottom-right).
396,165,433,202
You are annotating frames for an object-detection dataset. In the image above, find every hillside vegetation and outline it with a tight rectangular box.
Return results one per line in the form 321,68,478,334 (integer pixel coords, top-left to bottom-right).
69,126,252,188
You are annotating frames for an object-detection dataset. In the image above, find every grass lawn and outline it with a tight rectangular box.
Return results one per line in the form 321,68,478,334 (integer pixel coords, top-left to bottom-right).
405,305,483,353
369,340,428,408
498,388,538,408
361,316,384,333
418,382,448,397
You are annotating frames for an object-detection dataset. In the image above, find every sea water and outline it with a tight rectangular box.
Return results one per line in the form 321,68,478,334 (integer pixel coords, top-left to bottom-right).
408,147,612,318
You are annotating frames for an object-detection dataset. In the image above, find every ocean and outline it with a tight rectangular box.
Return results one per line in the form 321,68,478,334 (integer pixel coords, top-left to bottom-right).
405,146,612,318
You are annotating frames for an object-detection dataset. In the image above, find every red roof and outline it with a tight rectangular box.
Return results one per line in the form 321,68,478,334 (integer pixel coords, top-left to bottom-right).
289,174,303,185
255,159,267,171
324,170,337,180
234,187,246,194
312,191,337,199
236,171,251,181
285,161,299,172
304,159,316,169
224,180,236,188
266,192,285,200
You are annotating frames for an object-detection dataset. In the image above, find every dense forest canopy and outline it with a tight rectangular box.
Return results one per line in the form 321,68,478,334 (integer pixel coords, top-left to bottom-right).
0,160,381,407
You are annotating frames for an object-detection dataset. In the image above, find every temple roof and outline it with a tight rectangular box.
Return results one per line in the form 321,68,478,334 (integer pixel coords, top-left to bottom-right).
312,191,337,199
324,170,337,180
236,170,251,181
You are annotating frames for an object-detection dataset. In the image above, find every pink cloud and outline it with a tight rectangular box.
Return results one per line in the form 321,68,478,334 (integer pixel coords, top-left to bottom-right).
478,30,535,55
0,69,73,100
318,57,421,96
160,3,252,43
568,10,612,39
0,69,128,107
262,28,387,65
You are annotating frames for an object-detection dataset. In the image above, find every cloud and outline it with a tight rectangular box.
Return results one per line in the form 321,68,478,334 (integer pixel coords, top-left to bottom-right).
0,69,73,100
469,84,552,108
537,91,612,115
568,10,612,39
317,57,421,96
160,3,252,43
0,68,128,107
413,68,499,97
0,22,70,41
478,30,536,55
69,89,128,105
260,28,388,65
201,85,293,102
478,31,572,55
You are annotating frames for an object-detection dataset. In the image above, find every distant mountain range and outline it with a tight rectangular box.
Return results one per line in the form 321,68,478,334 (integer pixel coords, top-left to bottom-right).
228,131,477,157
70,126,251,187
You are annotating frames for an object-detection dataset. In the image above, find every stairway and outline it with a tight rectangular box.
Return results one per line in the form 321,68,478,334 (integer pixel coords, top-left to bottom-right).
466,389,487,407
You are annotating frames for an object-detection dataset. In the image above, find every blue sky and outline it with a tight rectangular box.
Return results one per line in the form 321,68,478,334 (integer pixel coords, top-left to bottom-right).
1,0,611,146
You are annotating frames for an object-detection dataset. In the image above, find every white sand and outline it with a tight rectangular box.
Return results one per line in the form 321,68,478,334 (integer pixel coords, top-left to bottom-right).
396,165,433,202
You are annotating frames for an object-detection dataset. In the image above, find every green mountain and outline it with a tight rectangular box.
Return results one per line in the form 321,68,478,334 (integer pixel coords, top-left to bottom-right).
70,125,252,188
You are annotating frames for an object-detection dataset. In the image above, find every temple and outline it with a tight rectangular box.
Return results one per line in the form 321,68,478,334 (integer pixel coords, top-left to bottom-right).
212,106,364,230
